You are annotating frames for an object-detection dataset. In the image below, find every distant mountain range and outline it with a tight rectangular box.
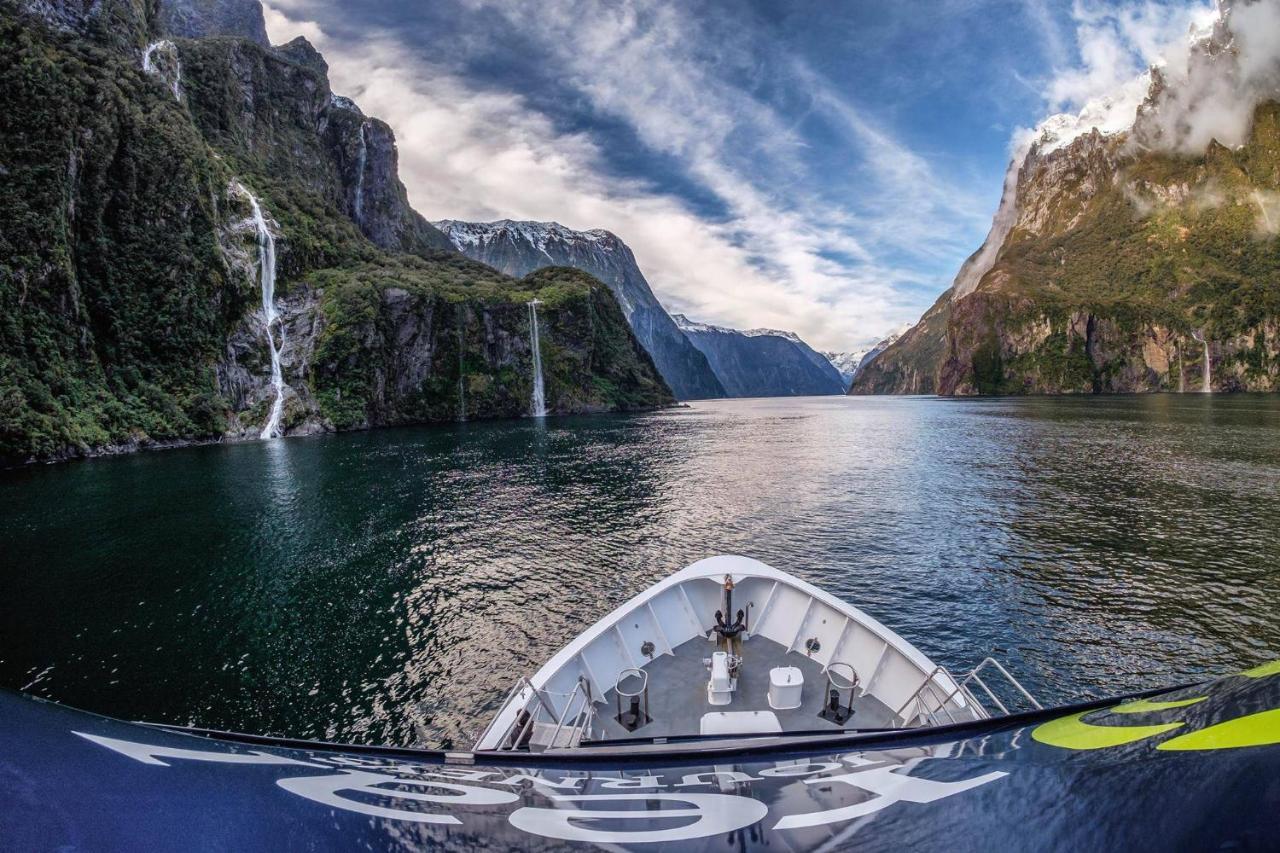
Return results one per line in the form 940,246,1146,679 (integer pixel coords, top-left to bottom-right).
822,351,868,390
437,220,846,400
673,316,846,397
823,323,913,390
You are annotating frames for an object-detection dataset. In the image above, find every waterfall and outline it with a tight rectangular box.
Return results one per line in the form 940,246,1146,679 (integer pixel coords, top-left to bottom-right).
234,183,286,438
353,121,368,224
527,299,546,417
1192,330,1212,393
142,40,182,101
1255,190,1275,233
1202,338,1212,393
457,327,466,422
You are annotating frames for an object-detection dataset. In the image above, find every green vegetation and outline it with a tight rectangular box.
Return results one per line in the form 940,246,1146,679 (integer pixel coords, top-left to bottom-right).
0,7,671,463
307,264,670,428
982,104,1280,394
859,102,1280,396
0,12,246,461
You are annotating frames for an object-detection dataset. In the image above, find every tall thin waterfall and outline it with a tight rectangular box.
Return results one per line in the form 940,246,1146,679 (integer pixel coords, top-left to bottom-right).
1202,338,1212,393
1255,190,1275,232
235,183,286,438
457,326,467,422
527,299,546,417
353,122,368,224
1193,330,1212,393
142,40,182,101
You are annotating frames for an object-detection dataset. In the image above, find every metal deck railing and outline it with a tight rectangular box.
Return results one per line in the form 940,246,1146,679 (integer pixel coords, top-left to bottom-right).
895,657,1041,728
480,675,597,752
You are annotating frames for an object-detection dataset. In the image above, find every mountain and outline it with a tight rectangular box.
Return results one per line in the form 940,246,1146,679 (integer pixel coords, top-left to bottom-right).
851,0,1280,396
673,317,846,397
833,322,915,391
0,0,671,464
433,220,725,400
822,351,869,389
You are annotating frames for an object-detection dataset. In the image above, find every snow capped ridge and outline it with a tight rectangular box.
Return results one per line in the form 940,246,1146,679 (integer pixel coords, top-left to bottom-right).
1027,0,1253,159
671,314,720,335
742,327,803,343
823,350,870,387
672,314,802,343
433,219,613,255
1031,72,1152,156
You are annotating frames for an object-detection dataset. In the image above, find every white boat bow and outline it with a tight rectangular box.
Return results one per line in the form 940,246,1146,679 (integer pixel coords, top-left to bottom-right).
475,555,1036,751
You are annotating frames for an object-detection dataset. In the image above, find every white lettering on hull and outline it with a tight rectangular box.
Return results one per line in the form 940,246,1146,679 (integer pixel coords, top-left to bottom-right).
509,793,768,843
277,769,519,824
74,730,1008,839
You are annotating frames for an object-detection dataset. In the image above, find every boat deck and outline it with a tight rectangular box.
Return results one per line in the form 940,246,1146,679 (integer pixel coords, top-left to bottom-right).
589,634,898,743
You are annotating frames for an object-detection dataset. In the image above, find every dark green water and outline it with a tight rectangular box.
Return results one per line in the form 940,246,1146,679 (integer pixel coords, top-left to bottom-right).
3,396,1280,749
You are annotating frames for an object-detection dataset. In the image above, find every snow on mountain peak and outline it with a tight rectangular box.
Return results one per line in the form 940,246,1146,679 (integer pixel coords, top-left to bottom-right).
673,315,813,346
742,327,803,344
433,219,612,256
1031,72,1153,157
671,314,719,335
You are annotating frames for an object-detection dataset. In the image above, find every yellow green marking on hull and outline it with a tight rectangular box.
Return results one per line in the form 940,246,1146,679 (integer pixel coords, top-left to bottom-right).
1110,696,1205,715
1241,660,1280,679
1031,711,1182,750
1157,708,1280,751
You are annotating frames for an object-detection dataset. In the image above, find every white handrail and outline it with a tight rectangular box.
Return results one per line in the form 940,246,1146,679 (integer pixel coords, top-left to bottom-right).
547,676,594,750
895,656,1040,727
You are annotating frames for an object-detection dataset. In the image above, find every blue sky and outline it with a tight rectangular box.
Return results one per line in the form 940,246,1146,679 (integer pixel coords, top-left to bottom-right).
262,0,1212,350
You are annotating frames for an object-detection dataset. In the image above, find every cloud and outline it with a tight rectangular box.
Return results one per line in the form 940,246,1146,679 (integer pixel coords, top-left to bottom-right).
1024,0,1072,70
1042,0,1212,112
1135,0,1280,154
262,0,986,351
1025,0,1280,158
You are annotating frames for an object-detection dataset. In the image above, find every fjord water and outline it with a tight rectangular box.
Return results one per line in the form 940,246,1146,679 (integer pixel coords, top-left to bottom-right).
3,396,1279,749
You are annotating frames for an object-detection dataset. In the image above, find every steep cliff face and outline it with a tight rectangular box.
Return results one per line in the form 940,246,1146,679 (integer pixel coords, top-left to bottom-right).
0,5,251,460
935,102,1280,396
156,0,268,46
852,1,1280,397
177,34,452,264
0,0,670,464
326,100,455,257
434,220,725,400
673,316,846,397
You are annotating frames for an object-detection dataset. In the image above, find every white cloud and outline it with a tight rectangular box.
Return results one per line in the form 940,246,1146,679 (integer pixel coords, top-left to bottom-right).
1038,1,1216,128
1024,0,1072,70
263,0,984,351
1028,0,1280,157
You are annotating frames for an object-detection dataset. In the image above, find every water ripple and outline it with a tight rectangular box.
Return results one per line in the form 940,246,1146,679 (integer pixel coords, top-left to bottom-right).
2,395,1279,748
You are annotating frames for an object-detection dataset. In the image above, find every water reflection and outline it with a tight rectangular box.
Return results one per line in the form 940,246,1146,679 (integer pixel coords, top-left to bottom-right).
2,396,1278,748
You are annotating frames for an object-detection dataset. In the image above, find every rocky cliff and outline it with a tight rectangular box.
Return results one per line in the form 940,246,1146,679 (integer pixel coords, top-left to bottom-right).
851,0,1280,396
673,316,846,397
434,220,726,400
0,0,670,464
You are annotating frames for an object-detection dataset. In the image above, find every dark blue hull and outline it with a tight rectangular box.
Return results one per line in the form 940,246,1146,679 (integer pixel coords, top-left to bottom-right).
3,664,1279,850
